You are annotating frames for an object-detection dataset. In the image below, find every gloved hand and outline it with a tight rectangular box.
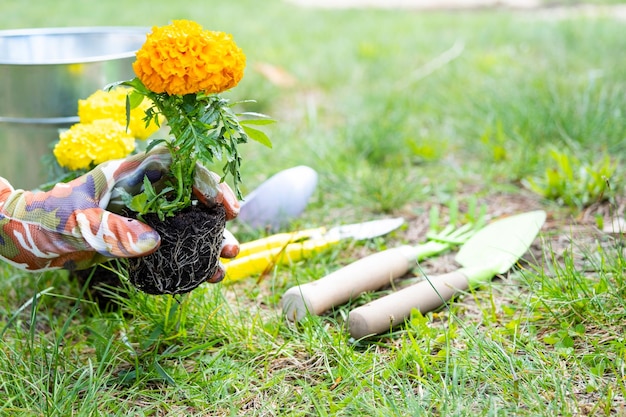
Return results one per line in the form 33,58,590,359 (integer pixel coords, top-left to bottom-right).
0,146,240,272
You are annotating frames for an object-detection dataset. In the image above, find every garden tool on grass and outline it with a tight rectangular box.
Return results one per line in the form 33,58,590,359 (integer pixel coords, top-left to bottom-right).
222,217,405,283
238,165,318,232
348,210,546,339
281,218,483,322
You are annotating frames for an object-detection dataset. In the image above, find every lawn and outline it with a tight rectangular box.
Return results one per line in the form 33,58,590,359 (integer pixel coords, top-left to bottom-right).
1,1,625,416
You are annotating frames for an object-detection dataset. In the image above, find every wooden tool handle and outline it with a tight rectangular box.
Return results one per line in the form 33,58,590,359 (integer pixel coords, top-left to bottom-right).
348,270,470,339
281,246,417,322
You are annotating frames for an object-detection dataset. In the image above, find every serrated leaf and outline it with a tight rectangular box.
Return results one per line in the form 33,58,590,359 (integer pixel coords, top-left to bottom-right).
242,125,273,148
116,188,134,206
142,176,157,198
127,193,148,213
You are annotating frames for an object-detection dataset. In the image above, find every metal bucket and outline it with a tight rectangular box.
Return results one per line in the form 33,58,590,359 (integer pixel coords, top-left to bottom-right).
0,27,148,189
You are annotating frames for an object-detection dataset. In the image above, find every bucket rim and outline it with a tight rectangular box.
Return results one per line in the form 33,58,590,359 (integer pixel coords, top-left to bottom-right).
0,26,149,65
0,115,79,125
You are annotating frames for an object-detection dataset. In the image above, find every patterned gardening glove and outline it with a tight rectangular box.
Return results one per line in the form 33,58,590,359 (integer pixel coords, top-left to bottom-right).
0,146,240,272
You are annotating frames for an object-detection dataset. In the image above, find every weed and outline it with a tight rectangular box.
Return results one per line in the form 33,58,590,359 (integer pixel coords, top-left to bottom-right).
523,147,619,208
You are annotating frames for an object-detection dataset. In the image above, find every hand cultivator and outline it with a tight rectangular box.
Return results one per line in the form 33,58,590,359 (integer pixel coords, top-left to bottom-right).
347,210,546,339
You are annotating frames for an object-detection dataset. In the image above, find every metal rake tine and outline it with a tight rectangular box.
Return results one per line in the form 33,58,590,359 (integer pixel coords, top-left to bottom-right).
438,224,456,236
473,206,488,230
448,209,488,241
426,230,468,245
426,223,465,243
464,200,488,229
445,222,475,240
425,223,453,240
452,225,478,244
427,200,459,234
427,205,441,234
424,199,488,245
446,199,459,226
425,219,481,245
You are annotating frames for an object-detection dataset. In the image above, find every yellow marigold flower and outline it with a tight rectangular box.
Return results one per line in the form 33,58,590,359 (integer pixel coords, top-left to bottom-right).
78,87,160,140
133,20,246,95
53,119,136,171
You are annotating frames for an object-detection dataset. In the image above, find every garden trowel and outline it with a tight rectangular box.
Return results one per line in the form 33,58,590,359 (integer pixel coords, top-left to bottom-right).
238,165,318,231
348,210,546,339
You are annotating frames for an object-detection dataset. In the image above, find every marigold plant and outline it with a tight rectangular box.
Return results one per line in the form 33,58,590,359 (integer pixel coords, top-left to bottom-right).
118,19,272,219
53,119,136,171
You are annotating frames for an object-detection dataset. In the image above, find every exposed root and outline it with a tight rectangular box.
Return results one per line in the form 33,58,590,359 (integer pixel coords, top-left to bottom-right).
127,203,226,295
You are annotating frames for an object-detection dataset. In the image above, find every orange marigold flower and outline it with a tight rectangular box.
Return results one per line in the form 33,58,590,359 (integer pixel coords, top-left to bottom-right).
133,20,246,95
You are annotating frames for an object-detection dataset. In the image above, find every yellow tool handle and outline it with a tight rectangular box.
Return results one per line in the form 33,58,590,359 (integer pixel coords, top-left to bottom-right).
223,236,340,283
221,227,326,264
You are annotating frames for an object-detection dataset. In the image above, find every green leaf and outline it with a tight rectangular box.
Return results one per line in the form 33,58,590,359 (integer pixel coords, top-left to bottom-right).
242,125,273,148
117,369,140,384
125,96,131,132
160,340,220,359
239,111,274,119
240,118,276,126
128,90,145,109
116,188,134,206
103,80,126,91
119,77,151,94
559,335,575,349
118,89,271,214
543,334,559,345
145,139,168,153
153,360,177,386
127,193,148,213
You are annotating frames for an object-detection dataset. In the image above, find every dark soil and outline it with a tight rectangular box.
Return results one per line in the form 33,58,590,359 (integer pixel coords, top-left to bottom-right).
126,203,227,295
73,203,226,303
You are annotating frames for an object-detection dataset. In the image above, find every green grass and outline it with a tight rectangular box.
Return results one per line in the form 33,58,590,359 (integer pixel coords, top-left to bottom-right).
1,0,626,415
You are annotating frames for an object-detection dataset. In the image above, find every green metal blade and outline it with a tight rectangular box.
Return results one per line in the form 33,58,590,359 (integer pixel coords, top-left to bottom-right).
455,210,546,286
